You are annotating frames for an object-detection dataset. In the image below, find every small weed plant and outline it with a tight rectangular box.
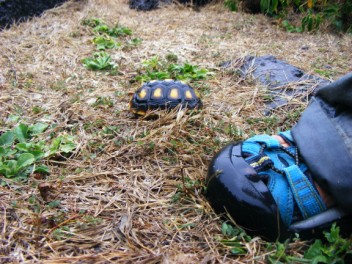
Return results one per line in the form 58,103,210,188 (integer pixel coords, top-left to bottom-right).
265,223,352,263
81,17,141,71
93,36,121,50
92,96,114,108
135,56,214,83
172,175,204,203
82,51,116,71
82,17,132,37
220,222,351,262
220,222,250,255
303,224,352,263
0,123,76,183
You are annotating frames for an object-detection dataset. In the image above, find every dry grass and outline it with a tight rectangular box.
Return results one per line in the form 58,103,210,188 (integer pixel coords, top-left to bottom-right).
0,0,351,263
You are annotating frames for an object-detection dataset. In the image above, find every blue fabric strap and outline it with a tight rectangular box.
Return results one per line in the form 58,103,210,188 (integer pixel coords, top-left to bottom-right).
242,131,327,226
246,135,282,149
267,169,294,225
283,165,326,219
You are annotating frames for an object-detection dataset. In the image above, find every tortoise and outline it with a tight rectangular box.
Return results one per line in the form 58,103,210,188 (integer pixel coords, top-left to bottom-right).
129,80,203,116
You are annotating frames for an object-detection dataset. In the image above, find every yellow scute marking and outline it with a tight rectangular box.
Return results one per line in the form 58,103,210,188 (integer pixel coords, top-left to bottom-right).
153,87,162,98
169,88,179,99
138,89,147,99
185,90,193,99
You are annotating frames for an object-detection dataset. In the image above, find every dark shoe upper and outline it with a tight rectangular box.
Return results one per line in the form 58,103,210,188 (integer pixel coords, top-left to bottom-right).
292,72,352,214
206,142,290,241
206,73,352,241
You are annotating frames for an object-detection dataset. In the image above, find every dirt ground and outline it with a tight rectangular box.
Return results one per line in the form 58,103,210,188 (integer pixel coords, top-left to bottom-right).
0,0,351,263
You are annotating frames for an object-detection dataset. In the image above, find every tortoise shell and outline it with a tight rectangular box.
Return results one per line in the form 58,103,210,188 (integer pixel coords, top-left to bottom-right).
129,80,202,115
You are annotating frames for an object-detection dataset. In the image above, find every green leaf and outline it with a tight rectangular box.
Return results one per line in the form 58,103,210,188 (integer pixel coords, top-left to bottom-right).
16,142,45,160
17,153,35,169
29,123,49,135
48,137,61,155
15,142,28,152
60,141,76,153
324,223,339,243
14,124,30,143
0,166,11,177
127,38,142,46
221,222,240,237
30,150,45,160
0,131,14,147
47,200,61,208
0,147,17,158
305,240,323,259
230,246,246,255
222,222,229,236
2,160,17,177
34,165,50,174
111,26,132,37
94,24,110,33
148,71,170,80
93,36,121,50
311,255,328,264
6,115,20,123
82,52,116,71
48,135,76,156
81,17,103,27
